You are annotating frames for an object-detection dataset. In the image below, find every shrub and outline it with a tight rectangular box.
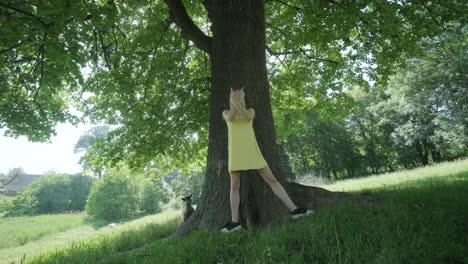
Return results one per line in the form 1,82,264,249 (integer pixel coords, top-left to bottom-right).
1,194,38,217
69,176,95,211
140,178,170,215
85,167,140,221
31,175,73,214
0,174,94,216
85,166,172,221
169,170,204,204
28,174,94,214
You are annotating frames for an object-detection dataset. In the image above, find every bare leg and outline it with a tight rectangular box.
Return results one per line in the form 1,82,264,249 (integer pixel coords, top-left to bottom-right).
229,171,241,222
258,166,297,212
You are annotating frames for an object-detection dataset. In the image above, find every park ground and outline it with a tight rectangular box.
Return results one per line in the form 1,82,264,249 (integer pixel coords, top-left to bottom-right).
1,159,467,264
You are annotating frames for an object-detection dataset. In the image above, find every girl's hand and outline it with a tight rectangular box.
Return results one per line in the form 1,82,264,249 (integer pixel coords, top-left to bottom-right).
227,87,255,120
231,98,245,112
230,91,247,110
232,101,255,120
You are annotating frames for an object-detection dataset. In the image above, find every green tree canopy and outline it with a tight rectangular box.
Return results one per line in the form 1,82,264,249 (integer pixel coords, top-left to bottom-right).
74,125,111,177
2,0,467,236
282,27,467,177
1,0,466,173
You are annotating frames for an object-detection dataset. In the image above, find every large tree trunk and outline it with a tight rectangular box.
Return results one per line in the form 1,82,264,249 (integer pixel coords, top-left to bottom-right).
166,0,352,239
416,141,429,166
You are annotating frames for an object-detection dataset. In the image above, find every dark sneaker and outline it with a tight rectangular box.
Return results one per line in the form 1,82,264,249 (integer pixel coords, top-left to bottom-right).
220,221,242,233
290,207,314,219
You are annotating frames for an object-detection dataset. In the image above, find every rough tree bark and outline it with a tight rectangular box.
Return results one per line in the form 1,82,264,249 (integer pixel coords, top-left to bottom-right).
164,0,353,239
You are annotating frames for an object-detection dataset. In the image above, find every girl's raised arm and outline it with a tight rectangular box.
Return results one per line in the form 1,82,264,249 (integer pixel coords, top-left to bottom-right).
223,109,237,121
233,104,255,120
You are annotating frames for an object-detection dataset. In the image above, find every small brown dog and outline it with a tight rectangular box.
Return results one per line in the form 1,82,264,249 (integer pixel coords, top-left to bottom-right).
181,194,194,221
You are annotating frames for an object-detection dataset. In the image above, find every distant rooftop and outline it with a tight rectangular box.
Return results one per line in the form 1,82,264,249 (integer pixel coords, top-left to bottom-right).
4,173,45,195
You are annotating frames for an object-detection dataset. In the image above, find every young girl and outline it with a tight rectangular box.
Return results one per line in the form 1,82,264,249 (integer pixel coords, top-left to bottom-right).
221,87,312,233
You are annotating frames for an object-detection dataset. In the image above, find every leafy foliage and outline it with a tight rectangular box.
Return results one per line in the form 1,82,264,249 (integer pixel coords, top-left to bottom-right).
281,27,467,178
139,178,170,215
74,125,112,177
282,108,363,179
85,167,140,221
370,26,468,165
166,170,204,205
26,163,468,264
85,166,170,221
1,0,465,174
0,173,12,186
0,194,38,217
7,167,25,177
1,174,94,216
30,175,94,214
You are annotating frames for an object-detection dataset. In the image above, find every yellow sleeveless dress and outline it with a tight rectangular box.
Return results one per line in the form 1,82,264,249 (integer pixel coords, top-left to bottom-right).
226,116,268,172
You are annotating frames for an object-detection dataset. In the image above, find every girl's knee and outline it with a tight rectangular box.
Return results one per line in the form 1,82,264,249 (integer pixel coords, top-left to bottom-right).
266,177,279,186
229,171,241,191
231,182,240,192
258,167,279,185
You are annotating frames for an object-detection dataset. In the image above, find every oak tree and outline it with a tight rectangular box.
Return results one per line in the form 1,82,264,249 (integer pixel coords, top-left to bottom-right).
1,0,465,236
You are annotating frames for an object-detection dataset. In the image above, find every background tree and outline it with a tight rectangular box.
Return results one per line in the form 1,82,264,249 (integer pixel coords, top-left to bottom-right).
74,125,112,178
167,170,204,205
348,88,398,173
1,0,466,236
372,27,468,166
0,172,5,186
85,165,170,221
85,166,141,221
276,26,467,178
1,168,25,192
1,174,94,216
7,167,25,178
284,109,361,179
0,172,12,186
140,178,170,215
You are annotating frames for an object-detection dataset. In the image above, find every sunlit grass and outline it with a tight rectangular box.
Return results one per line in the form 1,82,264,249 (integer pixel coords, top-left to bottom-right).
0,210,180,264
28,172,468,264
0,213,85,249
320,158,468,192
4,159,468,264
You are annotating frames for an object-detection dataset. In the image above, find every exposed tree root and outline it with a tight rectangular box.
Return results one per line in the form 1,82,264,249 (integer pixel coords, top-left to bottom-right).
165,182,373,242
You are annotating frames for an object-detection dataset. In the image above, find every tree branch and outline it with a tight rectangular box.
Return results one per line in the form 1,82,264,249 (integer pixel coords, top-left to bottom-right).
98,30,112,70
266,47,314,56
0,1,49,27
112,25,118,53
419,0,446,30
164,0,212,54
266,46,339,65
269,0,302,11
144,20,172,105
0,41,22,54
266,46,290,70
32,33,47,101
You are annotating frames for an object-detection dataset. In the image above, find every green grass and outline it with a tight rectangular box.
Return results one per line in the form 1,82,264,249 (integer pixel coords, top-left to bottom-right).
0,196,13,218
25,159,468,264
0,214,85,249
321,158,468,192
0,210,181,264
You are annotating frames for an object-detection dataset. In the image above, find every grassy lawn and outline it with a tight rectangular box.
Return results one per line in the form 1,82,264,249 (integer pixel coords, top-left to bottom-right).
321,158,468,192
0,196,13,218
0,210,181,264
24,159,468,264
0,213,85,249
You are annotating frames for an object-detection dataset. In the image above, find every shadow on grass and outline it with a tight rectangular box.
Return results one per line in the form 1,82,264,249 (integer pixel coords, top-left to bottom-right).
28,172,468,264
132,172,468,264
82,217,110,229
83,215,144,229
